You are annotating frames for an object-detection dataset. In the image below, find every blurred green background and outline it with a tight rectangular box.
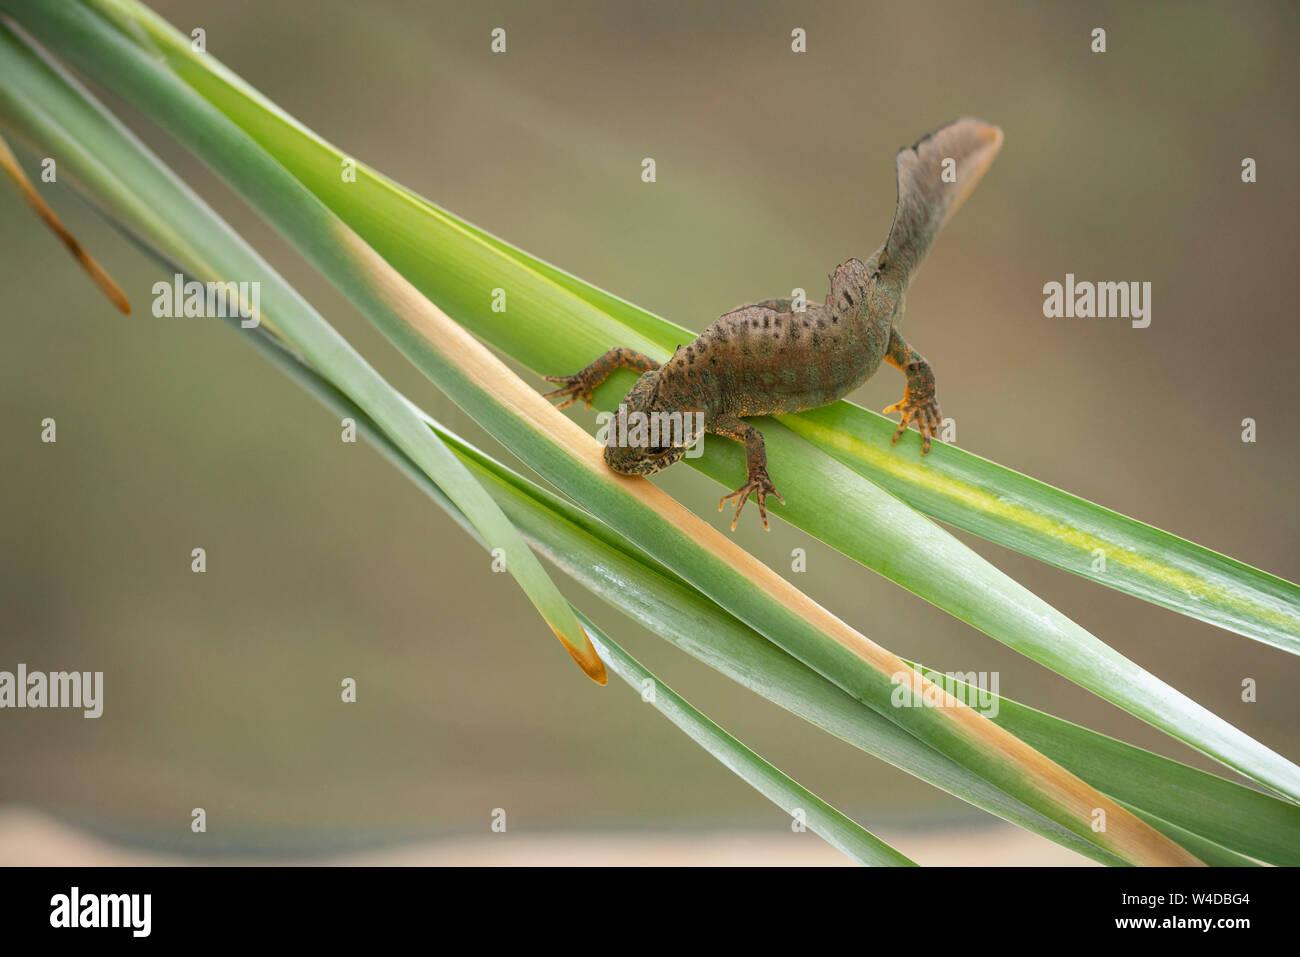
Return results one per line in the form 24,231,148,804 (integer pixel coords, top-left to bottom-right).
1,0,1296,863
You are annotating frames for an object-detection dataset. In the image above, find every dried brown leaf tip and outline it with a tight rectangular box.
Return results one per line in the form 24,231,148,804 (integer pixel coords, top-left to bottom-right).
0,131,130,314
556,624,608,685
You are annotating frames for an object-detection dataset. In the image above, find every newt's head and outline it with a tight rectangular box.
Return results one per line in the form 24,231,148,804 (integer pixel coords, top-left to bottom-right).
602,369,695,476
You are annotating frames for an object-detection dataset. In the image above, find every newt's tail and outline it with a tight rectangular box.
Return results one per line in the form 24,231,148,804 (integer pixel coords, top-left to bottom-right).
878,118,1003,287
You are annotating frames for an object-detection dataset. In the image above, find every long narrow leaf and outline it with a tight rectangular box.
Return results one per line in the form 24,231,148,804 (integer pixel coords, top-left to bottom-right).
585,618,917,866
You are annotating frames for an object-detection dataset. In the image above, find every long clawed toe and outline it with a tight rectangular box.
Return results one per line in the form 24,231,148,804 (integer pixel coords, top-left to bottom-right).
884,393,942,454
541,373,594,410
718,472,786,531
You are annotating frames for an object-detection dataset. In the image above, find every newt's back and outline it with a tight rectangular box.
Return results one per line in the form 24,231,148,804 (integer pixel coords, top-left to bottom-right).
677,259,891,417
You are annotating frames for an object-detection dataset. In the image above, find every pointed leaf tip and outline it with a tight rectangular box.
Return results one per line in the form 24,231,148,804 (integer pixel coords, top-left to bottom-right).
555,624,608,684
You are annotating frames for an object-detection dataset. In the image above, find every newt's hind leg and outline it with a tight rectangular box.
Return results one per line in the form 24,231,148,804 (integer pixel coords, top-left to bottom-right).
882,328,942,453
542,347,660,409
709,414,785,531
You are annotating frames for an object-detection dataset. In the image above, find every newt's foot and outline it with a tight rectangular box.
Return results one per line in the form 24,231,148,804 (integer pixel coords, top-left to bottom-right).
883,389,942,454
718,470,785,531
541,371,598,410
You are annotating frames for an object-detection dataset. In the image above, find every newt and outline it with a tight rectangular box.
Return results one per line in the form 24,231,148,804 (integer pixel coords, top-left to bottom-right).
544,117,1003,530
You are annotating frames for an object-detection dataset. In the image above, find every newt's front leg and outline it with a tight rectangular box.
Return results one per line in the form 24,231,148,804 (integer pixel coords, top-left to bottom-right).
542,347,660,409
708,414,785,531
882,328,942,453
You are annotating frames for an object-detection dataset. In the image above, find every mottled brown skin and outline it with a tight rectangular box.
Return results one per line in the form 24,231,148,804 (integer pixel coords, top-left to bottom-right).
545,118,1003,530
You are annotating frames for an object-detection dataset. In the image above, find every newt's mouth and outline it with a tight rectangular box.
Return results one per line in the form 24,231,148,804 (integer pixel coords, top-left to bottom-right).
603,443,684,476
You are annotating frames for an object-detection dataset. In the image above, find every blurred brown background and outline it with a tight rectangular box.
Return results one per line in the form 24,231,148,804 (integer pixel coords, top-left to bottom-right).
0,0,1296,864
